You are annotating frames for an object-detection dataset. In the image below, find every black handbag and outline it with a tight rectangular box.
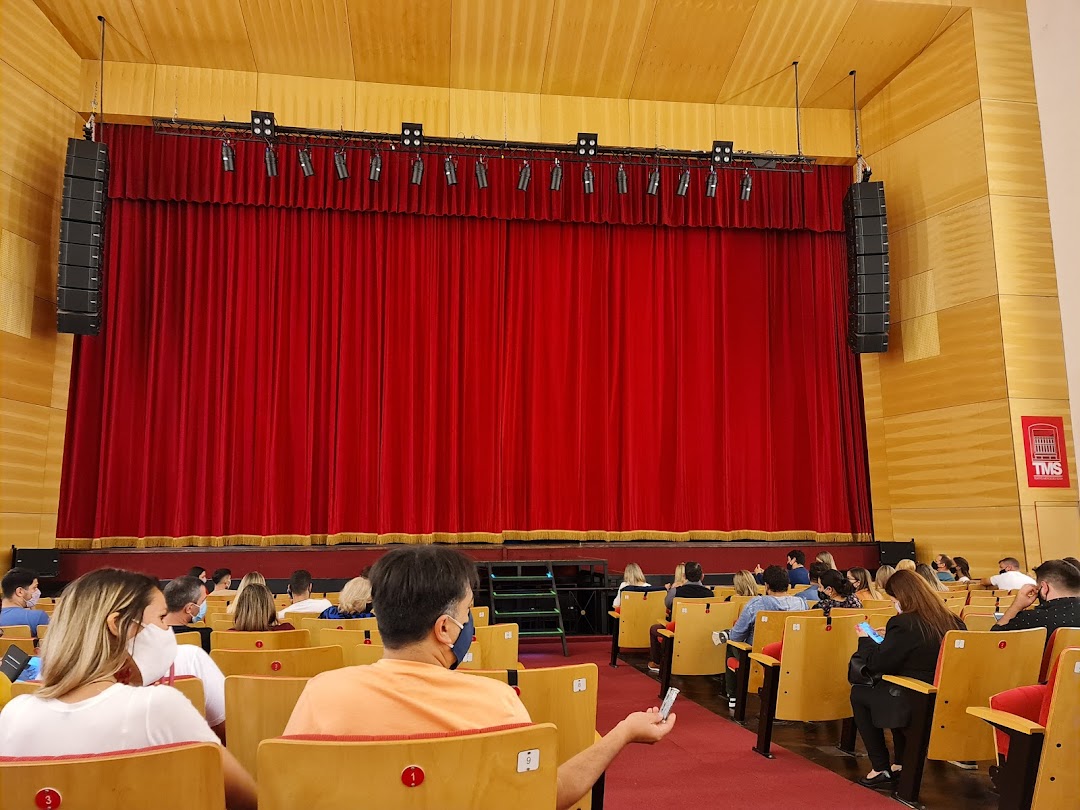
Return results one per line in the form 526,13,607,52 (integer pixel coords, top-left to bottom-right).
848,651,876,685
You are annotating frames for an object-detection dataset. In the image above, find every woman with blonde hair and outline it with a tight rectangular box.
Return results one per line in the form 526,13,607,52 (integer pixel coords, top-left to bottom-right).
731,570,757,598
612,563,663,608
874,564,896,592
896,558,916,572
230,583,295,632
0,568,256,809
815,551,838,570
916,564,948,593
226,571,265,614
664,563,687,592
320,576,374,619
848,567,882,601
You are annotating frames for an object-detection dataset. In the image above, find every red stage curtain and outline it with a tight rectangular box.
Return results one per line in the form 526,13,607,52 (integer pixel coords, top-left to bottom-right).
58,125,871,546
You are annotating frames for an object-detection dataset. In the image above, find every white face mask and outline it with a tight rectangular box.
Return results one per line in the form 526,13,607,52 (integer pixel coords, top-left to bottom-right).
127,622,178,684
24,588,40,609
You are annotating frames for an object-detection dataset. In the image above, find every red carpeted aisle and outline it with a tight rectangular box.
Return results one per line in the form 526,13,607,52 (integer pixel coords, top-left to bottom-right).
520,641,896,809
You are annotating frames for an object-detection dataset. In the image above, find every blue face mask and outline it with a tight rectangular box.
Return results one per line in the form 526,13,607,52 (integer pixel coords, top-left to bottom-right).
195,601,208,622
445,611,475,671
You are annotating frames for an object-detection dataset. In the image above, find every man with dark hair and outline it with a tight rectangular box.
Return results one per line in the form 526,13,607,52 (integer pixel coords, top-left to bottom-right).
934,555,956,582
210,568,233,592
797,561,832,604
285,545,676,810
164,576,212,651
0,567,49,637
986,557,1036,590
279,569,331,618
1062,557,1080,573
992,559,1080,642
162,576,227,739
647,561,712,671
752,549,811,586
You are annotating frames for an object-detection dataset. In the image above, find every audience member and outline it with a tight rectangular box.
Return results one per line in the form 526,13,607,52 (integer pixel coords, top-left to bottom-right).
1062,557,1080,573
815,551,838,570
952,557,972,583
663,563,687,592
172,641,228,742
933,555,956,582
187,566,208,582
991,559,1080,640
729,570,757,598
753,549,811,586
848,567,882,601
895,559,916,572
916,564,948,593
210,568,233,592
849,570,965,790
649,562,712,671
797,562,832,604
815,570,862,617
231,584,295,632
284,545,675,810
226,571,265,614
612,563,662,608
874,564,896,592
0,568,50,638
0,568,256,809
279,570,332,618
163,576,212,652
320,577,375,619
986,557,1037,591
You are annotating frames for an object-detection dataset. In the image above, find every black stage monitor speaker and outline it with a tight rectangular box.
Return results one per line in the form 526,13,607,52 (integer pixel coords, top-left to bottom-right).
12,547,61,578
845,180,890,354
57,138,109,335
879,540,916,569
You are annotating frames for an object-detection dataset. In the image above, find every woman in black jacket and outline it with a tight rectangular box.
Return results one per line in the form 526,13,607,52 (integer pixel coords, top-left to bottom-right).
850,569,965,788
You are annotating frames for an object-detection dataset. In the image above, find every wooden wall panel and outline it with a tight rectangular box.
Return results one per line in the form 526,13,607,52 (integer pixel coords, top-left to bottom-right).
989,196,1058,297
539,95,632,148
714,104,798,156
51,334,73,410
1008,398,1078,506
0,229,41,339
0,298,62,407
2,63,79,201
865,416,892,509
41,409,67,512
0,398,50,513
864,101,988,231
628,99,717,152
981,100,1048,199
799,108,855,163
256,74,358,131
1000,296,1069,401
892,506,1026,576
883,399,1018,508
860,353,883,419
899,313,941,363
0,512,45,550
0,0,81,107
971,9,1037,103
859,12,978,152
80,60,156,121
153,65,257,122
353,82,450,138
449,90,543,142
0,173,60,248
1032,503,1080,564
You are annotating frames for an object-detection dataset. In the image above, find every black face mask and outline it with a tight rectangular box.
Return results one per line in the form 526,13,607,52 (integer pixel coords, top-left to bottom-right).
999,569,1007,575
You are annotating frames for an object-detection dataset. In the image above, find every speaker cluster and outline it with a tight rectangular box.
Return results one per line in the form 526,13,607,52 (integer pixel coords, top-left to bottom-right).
57,139,109,335
844,181,889,353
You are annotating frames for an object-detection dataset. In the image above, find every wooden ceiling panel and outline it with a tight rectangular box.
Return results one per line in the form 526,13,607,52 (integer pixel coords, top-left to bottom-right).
629,0,758,103
240,0,354,80
345,0,451,86
33,0,154,61
132,0,256,71
542,0,656,98
718,0,858,106
804,0,951,108
450,0,554,94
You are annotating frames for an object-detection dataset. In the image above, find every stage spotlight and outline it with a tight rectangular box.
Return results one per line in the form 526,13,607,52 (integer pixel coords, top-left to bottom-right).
411,156,424,185
550,159,563,191
334,150,349,181
401,122,424,149
740,169,752,201
646,167,660,196
221,140,235,172
444,155,458,186
475,158,488,189
712,140,733,165
298,147,315,178
251,110,276,139
264,145,278,178
705,166,718,198
676,168,690,197
517,161,531,192
583,163,594,195
577,132,598,157
616,164,628,194
369,152,382,182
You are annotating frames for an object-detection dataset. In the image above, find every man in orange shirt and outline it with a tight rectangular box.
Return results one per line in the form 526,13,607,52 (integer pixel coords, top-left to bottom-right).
285,545,677,810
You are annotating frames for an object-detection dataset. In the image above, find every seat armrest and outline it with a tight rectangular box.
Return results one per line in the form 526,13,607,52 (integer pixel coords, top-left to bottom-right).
966,707,1045,736
727,641,751,651
749,653,780,668
883,675,938,695
607,611,619,619
657,629,675,639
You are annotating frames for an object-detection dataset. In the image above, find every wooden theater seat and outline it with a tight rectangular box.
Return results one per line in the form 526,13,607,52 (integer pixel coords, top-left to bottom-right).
746,614,864,757
727,608,817,720
472,623,520,670
1039,626,1080,682
2,638,36,656
453,640,484,670
0,742,226,809
884,627,1045,805
211,645,344,677
210,629,310,651
224,675,310,776
969,647,1080,810
464,664,600,810
319,627,382,648
607,590,667,667
176,630,203,646
299,617,378,635
257,724,558,810
347,642,385,666
10,678,207,717
0,624,32,638
472,606,490,627
209,615,236,632
656,599,740,698
959,611,998,632
278,611,323,625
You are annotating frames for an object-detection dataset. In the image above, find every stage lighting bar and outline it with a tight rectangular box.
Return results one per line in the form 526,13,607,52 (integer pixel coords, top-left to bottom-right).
475,158,488,189
334,150,348,180
583,164,594,195
616,164,627,194
444,155,458,186
369,152,382,182
550,159,563,191
221,140,235,172
298,147,314,178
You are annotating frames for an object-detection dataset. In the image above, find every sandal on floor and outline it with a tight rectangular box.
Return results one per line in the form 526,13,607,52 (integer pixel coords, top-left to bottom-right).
858,771,895,789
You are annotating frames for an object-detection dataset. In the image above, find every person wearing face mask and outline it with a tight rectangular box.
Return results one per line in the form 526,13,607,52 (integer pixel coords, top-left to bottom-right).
984,556,1037,591
164,576,212,652
991,559,1080,641
285,545,677,810
0,568,256,810
814,569,862,617
0,567,50,640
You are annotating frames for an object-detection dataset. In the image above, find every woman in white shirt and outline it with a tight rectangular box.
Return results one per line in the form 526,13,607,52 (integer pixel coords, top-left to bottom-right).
613,562,651,608
0,568,256,810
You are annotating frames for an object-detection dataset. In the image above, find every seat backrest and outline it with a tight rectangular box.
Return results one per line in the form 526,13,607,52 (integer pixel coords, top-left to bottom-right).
471,606,490,627
928,628,1045,761
0,624,32,638
163,676,206,717
712,586,735,600
452,640,484,670
257,725,558,810
669,600,739,676
299,617,378,634
279,611,323,625
2,638,35,655
1033,647,1080,810
775,614,863,721
211,629,311,651
858,599,896,611
465,664,598,765
615,591,667,648
319,627,382,648
958,612,997,632
209,616,235,632
225,675,309,776
176,631,202,646
211,645,344,677
0,742,225,809
473,623,519,670
1039,626,1080,683
748,609,818,692
346,643,385,666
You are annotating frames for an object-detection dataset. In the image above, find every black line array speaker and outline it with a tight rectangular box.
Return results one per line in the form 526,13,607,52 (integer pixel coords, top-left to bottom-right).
845,181,889,353
57,139,109,335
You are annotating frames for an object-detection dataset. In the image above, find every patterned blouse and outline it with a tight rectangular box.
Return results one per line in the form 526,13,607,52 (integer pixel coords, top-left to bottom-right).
816,592,862,618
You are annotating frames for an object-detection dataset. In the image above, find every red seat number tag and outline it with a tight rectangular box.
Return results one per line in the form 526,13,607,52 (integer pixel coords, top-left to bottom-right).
270,661,282,671
401,766,425,787
36,788,62,809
